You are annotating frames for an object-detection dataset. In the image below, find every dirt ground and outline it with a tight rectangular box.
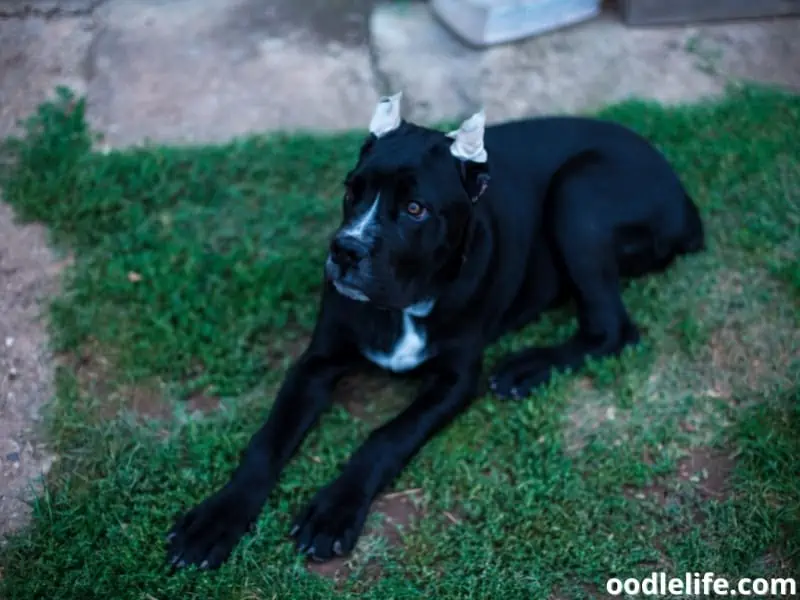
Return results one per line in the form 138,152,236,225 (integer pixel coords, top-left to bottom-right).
0,202,63,542
1,0,799,542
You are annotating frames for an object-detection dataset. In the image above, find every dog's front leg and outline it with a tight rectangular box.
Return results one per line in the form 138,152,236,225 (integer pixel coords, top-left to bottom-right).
290,353,481,561
166,330,353,570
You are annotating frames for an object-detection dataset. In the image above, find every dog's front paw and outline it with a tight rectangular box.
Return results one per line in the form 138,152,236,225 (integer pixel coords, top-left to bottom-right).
488,352,552,400
166,486,259,570
290,478,371,562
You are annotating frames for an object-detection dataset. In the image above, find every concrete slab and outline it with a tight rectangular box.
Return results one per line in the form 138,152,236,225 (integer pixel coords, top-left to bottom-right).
0,15,93,137
239,0,376,47
372,3,800,125
371,1,481,125
88,0,381,146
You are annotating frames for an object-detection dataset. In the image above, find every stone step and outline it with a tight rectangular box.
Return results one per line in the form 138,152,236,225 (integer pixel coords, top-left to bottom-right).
371,2,800,127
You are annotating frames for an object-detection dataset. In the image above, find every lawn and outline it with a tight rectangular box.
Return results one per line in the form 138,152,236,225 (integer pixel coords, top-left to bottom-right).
0,85,797,600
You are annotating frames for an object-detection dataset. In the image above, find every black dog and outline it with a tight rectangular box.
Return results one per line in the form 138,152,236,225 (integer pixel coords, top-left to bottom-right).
166,92,704,569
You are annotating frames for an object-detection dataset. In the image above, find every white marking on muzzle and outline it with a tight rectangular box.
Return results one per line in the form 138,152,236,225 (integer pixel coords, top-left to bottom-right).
343,192,380,242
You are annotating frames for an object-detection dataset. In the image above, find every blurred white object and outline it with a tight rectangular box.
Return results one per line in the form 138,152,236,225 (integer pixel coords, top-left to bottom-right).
431,0,603,47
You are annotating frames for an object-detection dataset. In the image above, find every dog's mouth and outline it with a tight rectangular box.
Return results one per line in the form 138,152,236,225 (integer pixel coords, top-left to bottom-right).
332,280,370,303
325,256,371,303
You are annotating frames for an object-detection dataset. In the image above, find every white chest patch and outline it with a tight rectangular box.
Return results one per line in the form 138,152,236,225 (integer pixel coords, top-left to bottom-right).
363,311,429,373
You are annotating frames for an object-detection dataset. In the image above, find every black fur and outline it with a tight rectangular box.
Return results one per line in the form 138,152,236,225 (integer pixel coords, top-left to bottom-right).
165,114,704,569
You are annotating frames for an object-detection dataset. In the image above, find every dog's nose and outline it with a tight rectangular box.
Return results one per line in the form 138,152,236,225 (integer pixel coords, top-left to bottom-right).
330,236,369,270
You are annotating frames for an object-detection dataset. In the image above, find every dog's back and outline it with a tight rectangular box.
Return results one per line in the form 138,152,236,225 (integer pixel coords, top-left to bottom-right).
482,115,704,279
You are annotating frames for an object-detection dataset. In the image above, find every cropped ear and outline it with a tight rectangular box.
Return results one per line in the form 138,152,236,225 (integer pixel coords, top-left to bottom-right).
448,110,490,203
368,92,403,138
448,109,487,163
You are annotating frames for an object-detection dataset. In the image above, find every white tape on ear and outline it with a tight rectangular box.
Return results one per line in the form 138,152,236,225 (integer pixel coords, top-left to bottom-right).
368,92,403,138
448,109,487,163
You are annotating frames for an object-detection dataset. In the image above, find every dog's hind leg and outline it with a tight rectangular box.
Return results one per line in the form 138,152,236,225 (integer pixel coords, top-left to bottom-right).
617,192,705,279
489,246,638,399
489,180,642,399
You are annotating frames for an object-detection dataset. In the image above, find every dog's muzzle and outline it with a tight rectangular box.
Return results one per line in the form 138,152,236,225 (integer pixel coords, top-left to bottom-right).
326,235,371,302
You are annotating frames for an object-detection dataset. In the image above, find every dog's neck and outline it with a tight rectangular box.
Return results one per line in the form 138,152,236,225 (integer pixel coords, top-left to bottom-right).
437,212,492,315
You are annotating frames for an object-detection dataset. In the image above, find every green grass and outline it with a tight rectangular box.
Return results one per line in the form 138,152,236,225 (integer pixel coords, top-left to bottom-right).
0,85,798,600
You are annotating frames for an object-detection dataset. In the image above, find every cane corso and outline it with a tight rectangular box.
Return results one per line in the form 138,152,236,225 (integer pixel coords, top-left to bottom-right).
166,92,704,569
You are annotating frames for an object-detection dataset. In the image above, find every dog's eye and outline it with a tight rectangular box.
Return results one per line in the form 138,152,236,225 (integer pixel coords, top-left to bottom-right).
406,201,427,220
